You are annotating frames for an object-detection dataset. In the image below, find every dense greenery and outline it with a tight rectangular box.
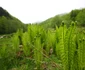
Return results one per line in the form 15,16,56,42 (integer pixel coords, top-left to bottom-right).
0,7,26,34
0,7,85,70
40,8,85,29
0,7,85,34
0,22,85,70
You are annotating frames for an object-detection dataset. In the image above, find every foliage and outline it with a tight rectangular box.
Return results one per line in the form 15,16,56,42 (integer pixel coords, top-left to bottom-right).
1,21,85,70
76,9,85,26
0,6,85,70
0,7,26,34
0,7,11,18
40,8,85,29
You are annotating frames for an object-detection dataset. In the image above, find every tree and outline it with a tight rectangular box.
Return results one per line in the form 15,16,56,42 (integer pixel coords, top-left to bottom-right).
70,9,80,21
76,9,85,26
51,16,62,28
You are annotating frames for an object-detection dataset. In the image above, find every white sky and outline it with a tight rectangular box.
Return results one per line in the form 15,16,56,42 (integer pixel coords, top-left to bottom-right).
0,0,85,23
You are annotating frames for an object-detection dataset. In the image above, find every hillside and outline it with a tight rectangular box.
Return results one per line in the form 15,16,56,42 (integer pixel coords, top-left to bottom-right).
0,7,12,18
40,8,85,29
0,7,26,34
0,7,85,34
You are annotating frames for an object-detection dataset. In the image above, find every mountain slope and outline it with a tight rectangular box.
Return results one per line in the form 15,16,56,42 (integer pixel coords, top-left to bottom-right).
0,7,11,18
0,7,26,34
40,8,85,29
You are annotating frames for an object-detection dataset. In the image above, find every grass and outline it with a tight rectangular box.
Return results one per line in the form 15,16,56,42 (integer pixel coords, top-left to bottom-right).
0,34,62,70
0,34,12,45
0,38,11,45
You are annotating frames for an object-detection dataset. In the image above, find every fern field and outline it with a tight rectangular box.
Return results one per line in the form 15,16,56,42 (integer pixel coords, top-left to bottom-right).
0,22,85,70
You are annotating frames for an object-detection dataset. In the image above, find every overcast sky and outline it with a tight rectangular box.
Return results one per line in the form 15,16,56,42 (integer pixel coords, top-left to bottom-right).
0,0,85,23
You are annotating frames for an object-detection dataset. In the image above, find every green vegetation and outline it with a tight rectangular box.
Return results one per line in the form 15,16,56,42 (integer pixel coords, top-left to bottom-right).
0,21,85,70
0,7,27,34
40,8,85,29
0,7,85,70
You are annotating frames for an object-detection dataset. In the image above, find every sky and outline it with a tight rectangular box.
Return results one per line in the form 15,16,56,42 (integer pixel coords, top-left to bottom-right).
0,0,85,23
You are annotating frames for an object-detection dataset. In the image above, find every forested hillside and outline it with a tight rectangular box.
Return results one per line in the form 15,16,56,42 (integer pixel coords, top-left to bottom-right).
0,7,26,34
40,8,85,29
0,7,85,34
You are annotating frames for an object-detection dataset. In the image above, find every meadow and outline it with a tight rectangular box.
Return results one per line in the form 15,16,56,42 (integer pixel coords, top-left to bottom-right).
0,21,85,70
